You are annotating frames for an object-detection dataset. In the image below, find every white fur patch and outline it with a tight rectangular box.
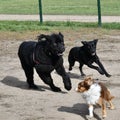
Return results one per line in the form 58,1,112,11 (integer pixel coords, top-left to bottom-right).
82,83,101,105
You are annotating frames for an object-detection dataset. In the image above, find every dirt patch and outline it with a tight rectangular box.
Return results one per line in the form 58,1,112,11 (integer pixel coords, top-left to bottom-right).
0,29,120,120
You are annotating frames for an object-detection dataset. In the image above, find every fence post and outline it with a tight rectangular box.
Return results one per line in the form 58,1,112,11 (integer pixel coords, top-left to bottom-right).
38,0,43,23
97,0,102,27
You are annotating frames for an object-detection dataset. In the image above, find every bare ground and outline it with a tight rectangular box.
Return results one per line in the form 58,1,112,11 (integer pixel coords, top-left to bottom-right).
0,14,120,22
0,29,120,120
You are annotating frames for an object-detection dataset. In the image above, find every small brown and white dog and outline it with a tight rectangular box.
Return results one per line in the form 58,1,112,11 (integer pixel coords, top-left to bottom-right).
76,77,115,118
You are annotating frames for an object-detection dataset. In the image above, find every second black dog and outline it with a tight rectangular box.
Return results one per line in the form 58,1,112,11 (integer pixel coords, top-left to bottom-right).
68,39,111,77
18,33,72,92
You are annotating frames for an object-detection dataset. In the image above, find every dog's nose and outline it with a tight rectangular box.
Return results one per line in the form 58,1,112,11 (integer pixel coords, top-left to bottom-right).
61,46,65,52
75,88,78,92
59,44,65,52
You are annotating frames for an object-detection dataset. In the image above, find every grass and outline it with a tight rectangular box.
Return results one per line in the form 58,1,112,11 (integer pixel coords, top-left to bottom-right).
0,0,120,15
0,21,120,32
0,0,39,14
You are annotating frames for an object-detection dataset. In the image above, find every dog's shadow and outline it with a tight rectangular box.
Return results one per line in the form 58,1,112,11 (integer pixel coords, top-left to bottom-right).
1,76,52,92
58,103,102,120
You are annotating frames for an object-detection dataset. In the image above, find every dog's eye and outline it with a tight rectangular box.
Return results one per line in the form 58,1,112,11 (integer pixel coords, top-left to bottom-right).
78,86,81,89
91,44,95,48
88,46,91,49
88,45,94,49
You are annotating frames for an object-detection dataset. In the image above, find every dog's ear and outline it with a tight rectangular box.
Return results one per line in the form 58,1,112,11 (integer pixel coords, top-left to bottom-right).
37,34,50,42
94,39,98,44
59,32,64,38
88,78,94,85
84,77,94,86
81,41,87,45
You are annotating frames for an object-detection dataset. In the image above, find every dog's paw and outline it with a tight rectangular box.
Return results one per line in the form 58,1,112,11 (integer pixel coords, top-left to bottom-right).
63,76,72,91
29,84,38,90
102,114,107,119
69,67,72,71
86,115,94,119
106,74,111,78
109,106,115,110
51,86,61,92
81,73,86,77
64,80,72,91
64,84,72,91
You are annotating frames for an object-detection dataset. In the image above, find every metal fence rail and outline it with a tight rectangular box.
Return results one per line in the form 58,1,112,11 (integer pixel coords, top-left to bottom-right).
38,0,102,26
38,0,120,26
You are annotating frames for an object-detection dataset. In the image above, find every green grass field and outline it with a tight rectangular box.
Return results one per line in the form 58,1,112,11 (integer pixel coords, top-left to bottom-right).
0,21,120,32
0,0,120,32
0,0,120,15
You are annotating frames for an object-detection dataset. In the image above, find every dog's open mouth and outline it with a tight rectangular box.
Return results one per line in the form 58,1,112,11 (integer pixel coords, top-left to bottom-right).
92,52,96,56
57,53,63,56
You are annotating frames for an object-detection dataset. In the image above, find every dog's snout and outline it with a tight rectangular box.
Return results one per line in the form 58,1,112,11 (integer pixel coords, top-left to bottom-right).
58,45,65,53
62,46,65,52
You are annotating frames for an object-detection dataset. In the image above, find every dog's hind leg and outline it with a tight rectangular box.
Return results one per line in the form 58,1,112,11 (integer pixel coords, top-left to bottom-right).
101,99,107,118
68,59,75,71
79,63,86,76
68,54,75,71
22,64,38,89
108,100,115,110
18,55,38,89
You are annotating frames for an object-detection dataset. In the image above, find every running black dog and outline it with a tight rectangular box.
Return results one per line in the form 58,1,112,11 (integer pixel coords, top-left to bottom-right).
68,39,111,77
18,33,72,92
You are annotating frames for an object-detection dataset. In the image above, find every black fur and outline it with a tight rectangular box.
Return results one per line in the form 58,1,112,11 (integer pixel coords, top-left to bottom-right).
68,39,111,77
18,33,72,92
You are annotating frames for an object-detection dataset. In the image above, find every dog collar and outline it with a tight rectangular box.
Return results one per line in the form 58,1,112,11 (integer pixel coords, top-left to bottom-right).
33,52,40,64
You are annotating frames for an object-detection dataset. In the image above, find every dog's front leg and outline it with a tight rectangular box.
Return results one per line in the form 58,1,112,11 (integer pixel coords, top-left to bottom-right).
55,65,72,91
87,63,103,74
36,71,61,92
88,105,94,118
95,59,111,77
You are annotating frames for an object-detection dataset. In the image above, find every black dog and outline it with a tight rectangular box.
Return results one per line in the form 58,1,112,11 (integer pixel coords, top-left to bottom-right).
18,32,72,92
68,39,111,77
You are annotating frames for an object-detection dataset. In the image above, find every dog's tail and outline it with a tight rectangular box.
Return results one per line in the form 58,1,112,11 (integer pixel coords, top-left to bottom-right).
109,95,115,100
107,90,115,101
107,88,115,100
